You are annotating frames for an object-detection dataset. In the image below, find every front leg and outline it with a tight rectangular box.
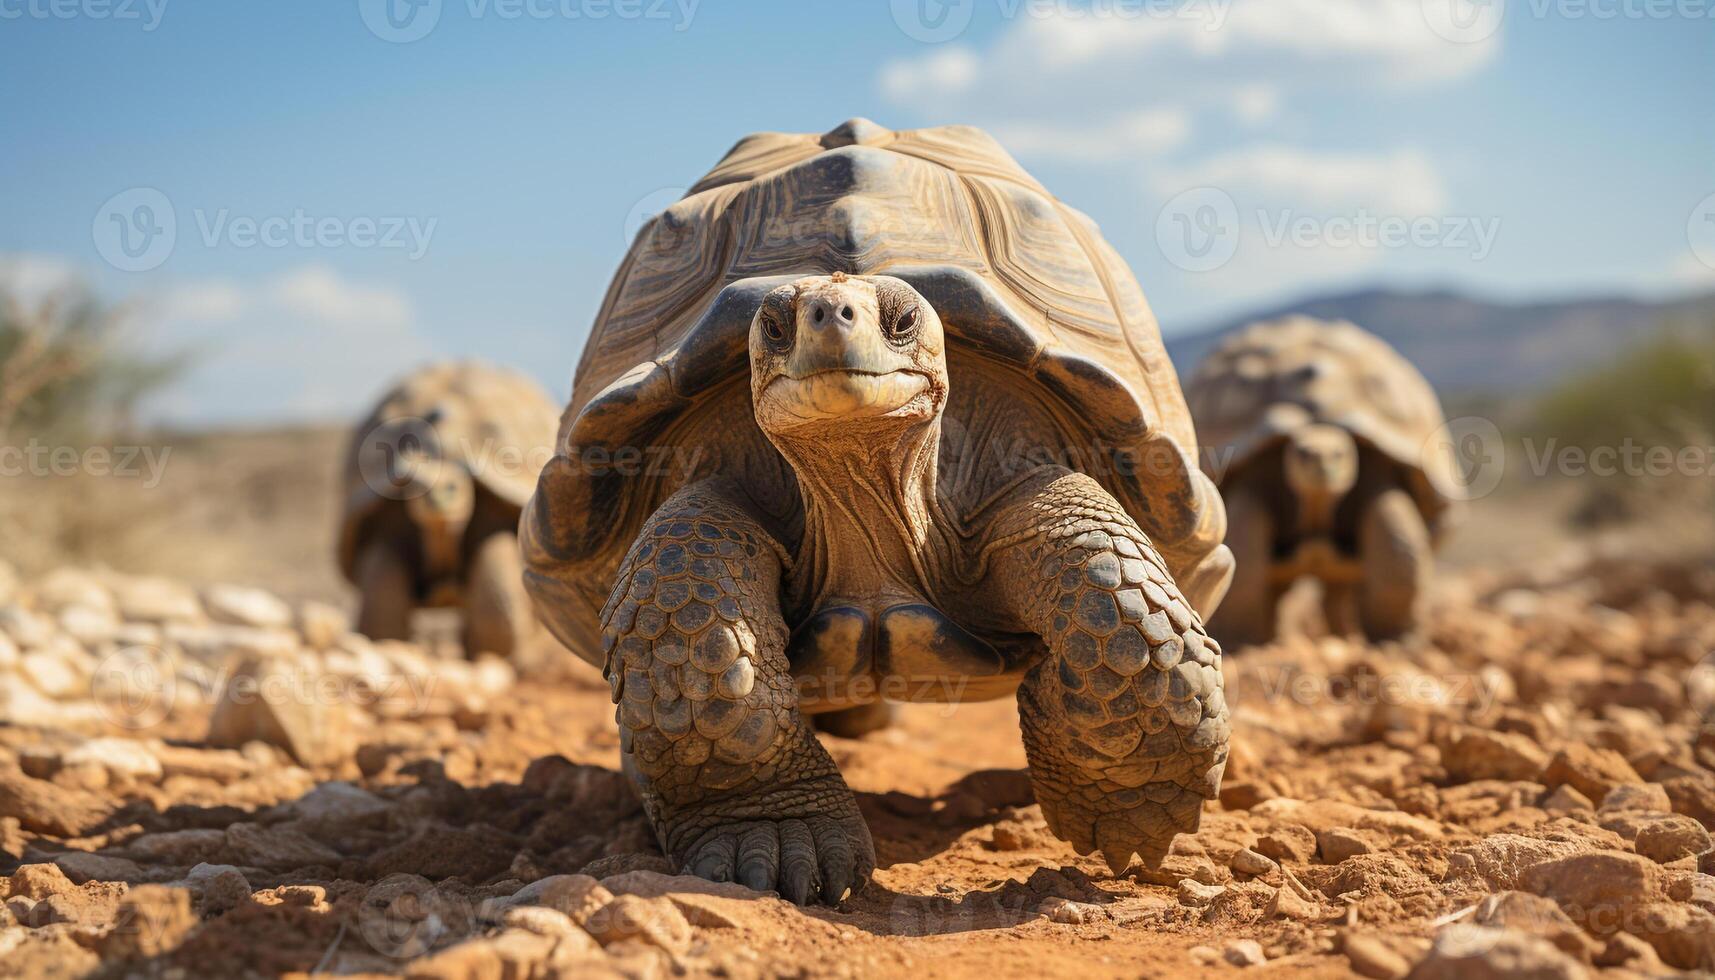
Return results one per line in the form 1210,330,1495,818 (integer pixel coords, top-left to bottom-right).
601,479,873,904
980,467,1230,873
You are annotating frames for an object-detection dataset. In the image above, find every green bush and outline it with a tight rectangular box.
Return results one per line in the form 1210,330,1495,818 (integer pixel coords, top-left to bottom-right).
0,281,188,440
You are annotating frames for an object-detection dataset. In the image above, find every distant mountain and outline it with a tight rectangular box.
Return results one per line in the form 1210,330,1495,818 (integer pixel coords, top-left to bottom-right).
1164,288,1715,394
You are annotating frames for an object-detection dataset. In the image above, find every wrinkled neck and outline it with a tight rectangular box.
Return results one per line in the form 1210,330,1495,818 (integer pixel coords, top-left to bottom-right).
1293,483,1343,537
772,418,948,605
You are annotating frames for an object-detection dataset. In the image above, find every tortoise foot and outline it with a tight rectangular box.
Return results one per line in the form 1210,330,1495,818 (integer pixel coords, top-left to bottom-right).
669,786,875,905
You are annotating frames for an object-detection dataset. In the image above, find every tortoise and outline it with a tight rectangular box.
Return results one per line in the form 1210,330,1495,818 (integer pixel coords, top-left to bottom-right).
521,119,1233,903
339,360,559,662
1184,316,1459,646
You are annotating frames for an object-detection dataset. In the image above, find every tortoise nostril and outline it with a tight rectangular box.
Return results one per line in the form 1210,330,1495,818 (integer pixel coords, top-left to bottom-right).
840,305,853,321
814,306,825,324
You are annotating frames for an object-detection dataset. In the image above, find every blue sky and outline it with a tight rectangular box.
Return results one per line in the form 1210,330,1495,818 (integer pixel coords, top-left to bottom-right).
2,0,1710,424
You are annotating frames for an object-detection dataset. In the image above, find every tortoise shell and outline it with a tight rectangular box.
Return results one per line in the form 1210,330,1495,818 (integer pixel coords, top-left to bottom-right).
338,360,560,582
1185,316,1459,531
534,119,1228,660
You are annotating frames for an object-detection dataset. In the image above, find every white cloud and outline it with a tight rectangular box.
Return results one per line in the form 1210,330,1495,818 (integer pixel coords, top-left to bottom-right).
1157,145,1449,215
268,264,413,329
1229,85,1280,125
989,108,1191,162
0,253,81,306
143,265,435,425
877,0,1497,172
157,280,248,322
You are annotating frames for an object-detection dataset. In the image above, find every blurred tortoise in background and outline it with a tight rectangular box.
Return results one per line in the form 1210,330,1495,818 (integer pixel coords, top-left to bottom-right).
521,119,1234,902
340,361,559,663
1185,317,1460,647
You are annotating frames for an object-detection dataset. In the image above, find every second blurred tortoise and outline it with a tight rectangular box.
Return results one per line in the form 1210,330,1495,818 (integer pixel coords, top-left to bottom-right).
1186,317,1459,646
339,361,560,661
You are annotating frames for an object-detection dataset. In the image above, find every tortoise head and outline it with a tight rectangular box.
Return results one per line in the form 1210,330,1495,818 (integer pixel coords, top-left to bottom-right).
1283,423,1358,500
749,274,948,439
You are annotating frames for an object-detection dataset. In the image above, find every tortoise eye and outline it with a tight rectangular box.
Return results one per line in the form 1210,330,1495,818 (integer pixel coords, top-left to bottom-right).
759,313,788,346
888,305,920,344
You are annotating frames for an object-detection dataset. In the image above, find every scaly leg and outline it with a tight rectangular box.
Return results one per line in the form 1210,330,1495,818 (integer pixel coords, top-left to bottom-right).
1356,488,1432,642
601,480,873,904
980,467,1229,873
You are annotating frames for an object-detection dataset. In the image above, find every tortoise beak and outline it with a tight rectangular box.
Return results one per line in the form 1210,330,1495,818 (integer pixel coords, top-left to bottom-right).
761,369,932,426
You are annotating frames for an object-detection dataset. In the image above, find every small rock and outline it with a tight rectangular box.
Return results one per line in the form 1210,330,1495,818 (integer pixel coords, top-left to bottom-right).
1230,847,1279,877
0,605,54,647
53,852,143,884
1187,944,1221,966
101,885,198,959
1223,938,1266,967
1342,932,1414,980
58,604,119,646
183,863,251,915
1177,879,1225,907
501,905,599,953
1543,745,1643,804
205,654,353,767
9,863,77,900
1539,784,1593,813
62,738,162,782
221,823,341,871
511,874,613,926
1039,896,1100,924
1517,852,1664,930
584,894,691,954
1443,728,1549,783
1266,884,1320,920
0,766,111,836
272,781,390,824
1317,827,1374,863
1593,931,1663,970
1256,824,1318,864
1599,782,1670,813
1632,902,1715,971
36,569,113,614
296,601,348,650
405,929,558,980
1634,814,1711,863
203,584,294,629
20,649,83,698
113,577,204,624
1407,925,1587,979
1471,891,1597,961
991,824,1028,851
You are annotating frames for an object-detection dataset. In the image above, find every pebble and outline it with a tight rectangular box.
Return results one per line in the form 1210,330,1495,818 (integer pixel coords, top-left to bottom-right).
1223,939,1266,967
1230,847,1279,877
1177,879,1225,907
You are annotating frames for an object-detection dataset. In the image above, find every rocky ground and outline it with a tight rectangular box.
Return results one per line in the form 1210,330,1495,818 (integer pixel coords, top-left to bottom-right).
1,551,1714,978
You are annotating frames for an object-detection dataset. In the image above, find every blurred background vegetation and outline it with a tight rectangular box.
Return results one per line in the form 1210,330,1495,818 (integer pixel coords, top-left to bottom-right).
0,280,188,442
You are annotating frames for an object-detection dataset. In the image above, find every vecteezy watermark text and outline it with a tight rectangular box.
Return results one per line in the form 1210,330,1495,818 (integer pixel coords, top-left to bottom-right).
93,188,436,272
1,440,172,488
0,0,167,29
889,0,1229,44
359,0,700,43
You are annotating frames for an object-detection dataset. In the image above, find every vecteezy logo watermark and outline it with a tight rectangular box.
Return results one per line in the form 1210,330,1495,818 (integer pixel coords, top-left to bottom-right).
359,0,442,41
1155,187,1240,274
0,0,168,30
93,188,177,273
890,0,1228,43
1690,192,1715,272
1420,0,1505,43
622,187,687,248
93,188,437,271
360,0,700,42
890,0,976,42
93,645,179,730
1155,193,1502,274
1425,416,1506,501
